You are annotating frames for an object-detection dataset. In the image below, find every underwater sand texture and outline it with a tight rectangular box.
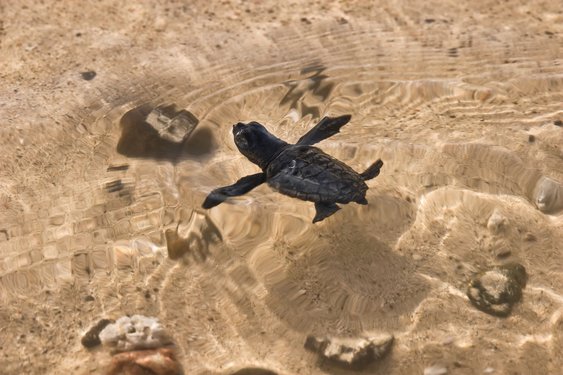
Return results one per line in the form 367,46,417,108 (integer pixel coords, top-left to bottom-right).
0,0,562,374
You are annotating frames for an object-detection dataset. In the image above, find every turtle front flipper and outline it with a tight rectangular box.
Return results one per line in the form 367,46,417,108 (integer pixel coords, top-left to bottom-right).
202,172,266,209
360,159,383,180
296,115,352,146
312,202,340,223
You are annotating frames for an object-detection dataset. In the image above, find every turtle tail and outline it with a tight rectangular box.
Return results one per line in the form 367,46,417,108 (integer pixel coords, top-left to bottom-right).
360,159,383,181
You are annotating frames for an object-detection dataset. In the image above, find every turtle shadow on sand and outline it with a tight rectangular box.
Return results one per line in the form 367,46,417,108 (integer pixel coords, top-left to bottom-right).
262,218,429,333
239,190,430,341
247,209,428,374
117,104,215,162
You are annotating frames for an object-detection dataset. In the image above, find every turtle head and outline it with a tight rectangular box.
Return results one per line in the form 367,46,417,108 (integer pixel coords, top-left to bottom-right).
232,121,288,169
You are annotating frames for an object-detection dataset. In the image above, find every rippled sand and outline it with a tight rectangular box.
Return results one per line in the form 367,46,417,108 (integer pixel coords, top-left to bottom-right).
1,1,562,374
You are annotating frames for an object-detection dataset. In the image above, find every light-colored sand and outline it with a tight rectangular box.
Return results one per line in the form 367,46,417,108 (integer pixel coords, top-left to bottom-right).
0,1,562,374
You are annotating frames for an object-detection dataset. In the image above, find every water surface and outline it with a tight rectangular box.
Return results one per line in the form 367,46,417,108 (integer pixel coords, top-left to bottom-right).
0,2,562,374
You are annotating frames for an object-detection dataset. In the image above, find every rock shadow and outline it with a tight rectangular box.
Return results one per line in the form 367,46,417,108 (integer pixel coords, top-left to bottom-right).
117,104,215,163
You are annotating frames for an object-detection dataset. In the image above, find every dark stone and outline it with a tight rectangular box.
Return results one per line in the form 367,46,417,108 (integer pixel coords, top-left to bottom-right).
495,248,511,259
80,71,96,80
467,263,527,317
424,18,436,23
105,179,124,193
107,164,129,172
81,318,114,348
554,120,562,127
528,134,535,143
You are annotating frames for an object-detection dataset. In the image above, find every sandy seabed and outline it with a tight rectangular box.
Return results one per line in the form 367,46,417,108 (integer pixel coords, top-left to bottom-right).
0,1,562,374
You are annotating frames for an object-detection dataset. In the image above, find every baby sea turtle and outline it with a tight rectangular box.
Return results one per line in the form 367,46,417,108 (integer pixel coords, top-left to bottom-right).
202,115,383,223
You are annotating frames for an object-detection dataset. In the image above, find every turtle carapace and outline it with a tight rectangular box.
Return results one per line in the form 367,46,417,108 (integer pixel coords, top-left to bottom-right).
202,115,383,223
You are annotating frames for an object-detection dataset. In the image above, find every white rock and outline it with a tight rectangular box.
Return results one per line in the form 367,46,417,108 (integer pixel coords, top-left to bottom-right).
99,315,173,352
145,104,198,144
533,176,563,213
487,209,506,234
304,332,393,369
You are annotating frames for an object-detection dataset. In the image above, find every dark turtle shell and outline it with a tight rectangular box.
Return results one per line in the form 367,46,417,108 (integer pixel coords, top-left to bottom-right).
266,145,367,203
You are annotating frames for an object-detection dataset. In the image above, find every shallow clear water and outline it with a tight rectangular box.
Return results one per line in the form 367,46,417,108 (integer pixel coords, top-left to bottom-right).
1,5,562,374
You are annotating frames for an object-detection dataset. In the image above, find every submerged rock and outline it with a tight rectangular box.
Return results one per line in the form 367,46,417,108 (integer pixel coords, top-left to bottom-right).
85,315,183,374
304,332,393,369
486,209,507,234
467,263,527,317
99,315,174,352
80,70,96,80
533,176,563,214
145,104,199,144
106,348,183,375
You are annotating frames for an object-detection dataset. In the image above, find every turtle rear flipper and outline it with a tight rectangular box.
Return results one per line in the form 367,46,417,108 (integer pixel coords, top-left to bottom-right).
360,159,383,181
202,172,266,209
297,115,351,146
355,196,368,205
313,202,340,223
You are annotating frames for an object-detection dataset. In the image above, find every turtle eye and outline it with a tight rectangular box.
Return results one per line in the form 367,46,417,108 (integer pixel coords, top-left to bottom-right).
235,133,249,149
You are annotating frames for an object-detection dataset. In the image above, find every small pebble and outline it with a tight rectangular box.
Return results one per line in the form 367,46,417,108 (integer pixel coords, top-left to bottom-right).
495,249,512,259
533,176,563,213
487,209,506,234
80,71,96,80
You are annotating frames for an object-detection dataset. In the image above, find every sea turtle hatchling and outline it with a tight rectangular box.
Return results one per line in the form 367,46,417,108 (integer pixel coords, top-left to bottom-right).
202,115,383,223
